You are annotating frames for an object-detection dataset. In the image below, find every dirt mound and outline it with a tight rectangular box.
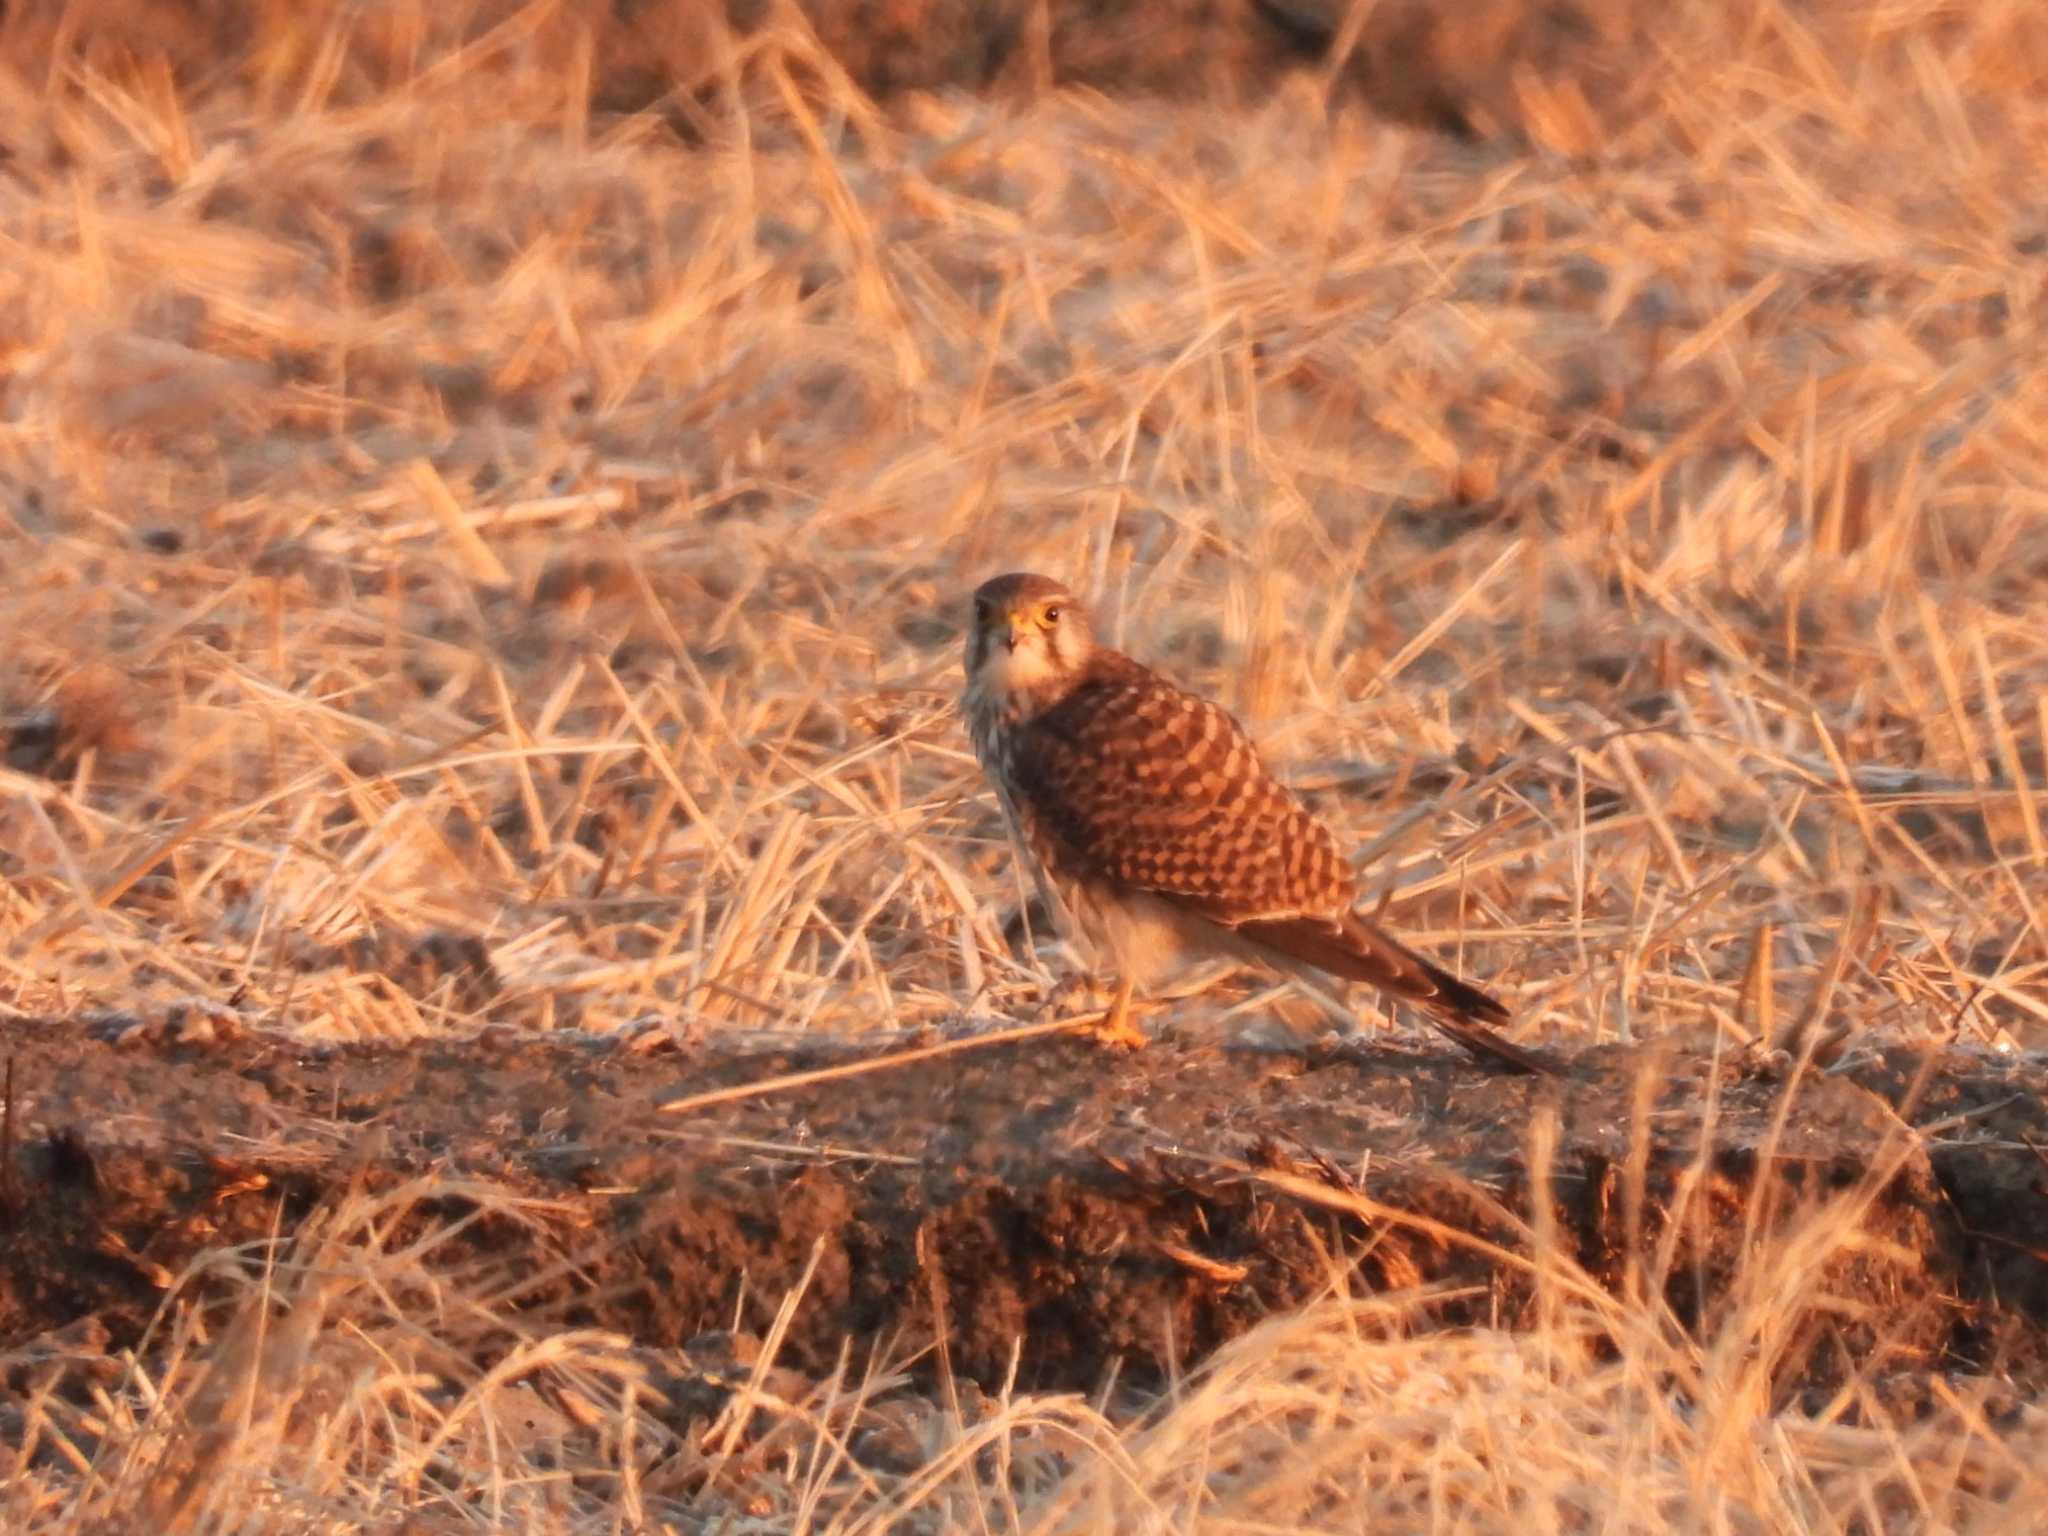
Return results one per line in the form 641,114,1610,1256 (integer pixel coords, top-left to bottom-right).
2,1012,2043,1400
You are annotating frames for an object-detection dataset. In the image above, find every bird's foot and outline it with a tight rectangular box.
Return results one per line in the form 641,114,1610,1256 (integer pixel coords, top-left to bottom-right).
1041,976,1149,1049
1088,1006,1151,1051
1087,976,1147,1051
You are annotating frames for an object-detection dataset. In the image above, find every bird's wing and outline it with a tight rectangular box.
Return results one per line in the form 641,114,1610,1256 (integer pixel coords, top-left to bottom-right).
1008,657,1355,924
1012,656,1548,1074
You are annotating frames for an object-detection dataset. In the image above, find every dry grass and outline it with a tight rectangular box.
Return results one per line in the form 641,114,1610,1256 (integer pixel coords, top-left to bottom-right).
3,0,2048,1527
7,1165,2046,1532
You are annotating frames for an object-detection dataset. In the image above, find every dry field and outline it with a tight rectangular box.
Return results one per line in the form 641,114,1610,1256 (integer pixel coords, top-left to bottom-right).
3,0,2048,1529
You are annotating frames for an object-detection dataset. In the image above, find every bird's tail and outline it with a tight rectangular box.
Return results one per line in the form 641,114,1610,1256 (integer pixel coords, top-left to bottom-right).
1401,949,1555,1076
1234,912,1555,1076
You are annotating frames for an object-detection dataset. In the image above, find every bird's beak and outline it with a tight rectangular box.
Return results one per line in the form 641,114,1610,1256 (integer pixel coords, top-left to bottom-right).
1003,614,1030,653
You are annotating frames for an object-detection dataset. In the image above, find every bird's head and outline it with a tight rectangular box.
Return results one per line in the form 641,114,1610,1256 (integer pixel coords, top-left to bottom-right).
965,572,1094,699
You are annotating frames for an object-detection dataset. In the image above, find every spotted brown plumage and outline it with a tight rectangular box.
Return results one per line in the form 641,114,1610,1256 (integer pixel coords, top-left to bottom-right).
962,571,1551,1074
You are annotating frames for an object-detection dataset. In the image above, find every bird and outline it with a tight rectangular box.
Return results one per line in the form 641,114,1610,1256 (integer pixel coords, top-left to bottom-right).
961,571,1552,1075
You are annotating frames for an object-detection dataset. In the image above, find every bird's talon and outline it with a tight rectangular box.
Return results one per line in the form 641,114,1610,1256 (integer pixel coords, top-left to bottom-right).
1087,1010,1151,1050
1080,976,1147,1050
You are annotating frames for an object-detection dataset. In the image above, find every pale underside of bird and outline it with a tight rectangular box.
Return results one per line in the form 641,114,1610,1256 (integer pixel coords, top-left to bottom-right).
961,570,1552,1076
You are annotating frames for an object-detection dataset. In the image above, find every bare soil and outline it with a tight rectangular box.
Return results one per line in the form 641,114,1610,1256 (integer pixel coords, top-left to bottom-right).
4,1014,2044,1404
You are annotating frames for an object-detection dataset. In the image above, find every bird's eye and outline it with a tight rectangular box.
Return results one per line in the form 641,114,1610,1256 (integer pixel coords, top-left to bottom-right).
974,600,989,624
1042,605,1061,624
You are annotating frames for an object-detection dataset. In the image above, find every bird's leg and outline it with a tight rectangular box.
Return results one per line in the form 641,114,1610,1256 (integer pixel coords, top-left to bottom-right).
1039,974,1149,1048
1086,975,1149,1050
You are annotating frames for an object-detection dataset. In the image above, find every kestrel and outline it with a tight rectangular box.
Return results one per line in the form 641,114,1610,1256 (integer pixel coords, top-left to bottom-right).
962,572,1550,1075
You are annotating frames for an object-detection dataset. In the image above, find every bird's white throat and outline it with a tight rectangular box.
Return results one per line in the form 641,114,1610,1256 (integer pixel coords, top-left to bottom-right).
975,636,1063,698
